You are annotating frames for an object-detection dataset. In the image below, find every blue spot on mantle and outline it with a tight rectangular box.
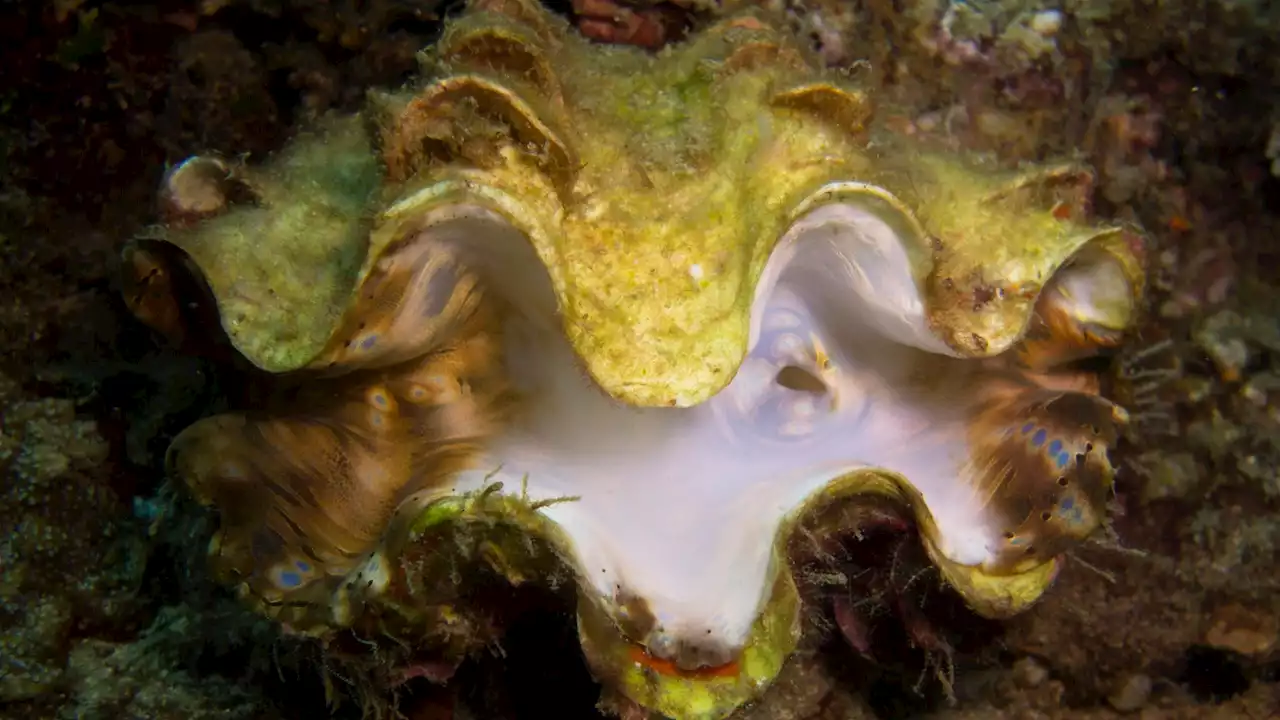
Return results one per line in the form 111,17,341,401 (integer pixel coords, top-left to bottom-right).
278,571,302,589
1057,497,1087,526
1032,429,1047,447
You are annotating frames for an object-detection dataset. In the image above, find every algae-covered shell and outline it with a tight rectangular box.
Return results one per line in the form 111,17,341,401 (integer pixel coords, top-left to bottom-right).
124,1,1146,718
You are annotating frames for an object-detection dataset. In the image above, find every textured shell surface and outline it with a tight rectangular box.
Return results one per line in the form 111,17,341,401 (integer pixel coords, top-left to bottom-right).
123,0,1147,718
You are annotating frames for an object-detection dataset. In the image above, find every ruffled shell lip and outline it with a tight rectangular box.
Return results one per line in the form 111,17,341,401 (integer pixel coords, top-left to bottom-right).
374,452,1064,720
127,138,1146,411
123,0,1148,408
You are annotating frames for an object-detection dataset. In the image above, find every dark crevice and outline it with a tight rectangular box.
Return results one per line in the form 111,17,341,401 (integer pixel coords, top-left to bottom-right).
1178,645,1251,702
454,591,606,719
797,507,1007,719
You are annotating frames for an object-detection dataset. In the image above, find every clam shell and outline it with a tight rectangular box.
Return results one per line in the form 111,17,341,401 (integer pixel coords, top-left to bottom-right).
123,1,1147,718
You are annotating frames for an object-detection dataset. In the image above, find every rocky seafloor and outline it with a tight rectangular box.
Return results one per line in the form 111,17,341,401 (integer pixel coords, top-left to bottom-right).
1,0,1277,718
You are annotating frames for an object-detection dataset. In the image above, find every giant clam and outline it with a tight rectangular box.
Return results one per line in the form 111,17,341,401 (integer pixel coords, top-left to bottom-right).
122,0,1146,717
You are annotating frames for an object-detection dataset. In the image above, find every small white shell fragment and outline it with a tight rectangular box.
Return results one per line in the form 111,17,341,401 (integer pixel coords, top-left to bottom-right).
1030,10,1064,37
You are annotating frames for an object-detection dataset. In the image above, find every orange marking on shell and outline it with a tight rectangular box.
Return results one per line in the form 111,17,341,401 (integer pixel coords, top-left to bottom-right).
724,16,769,31
883,115,916,136
626,645,741,680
